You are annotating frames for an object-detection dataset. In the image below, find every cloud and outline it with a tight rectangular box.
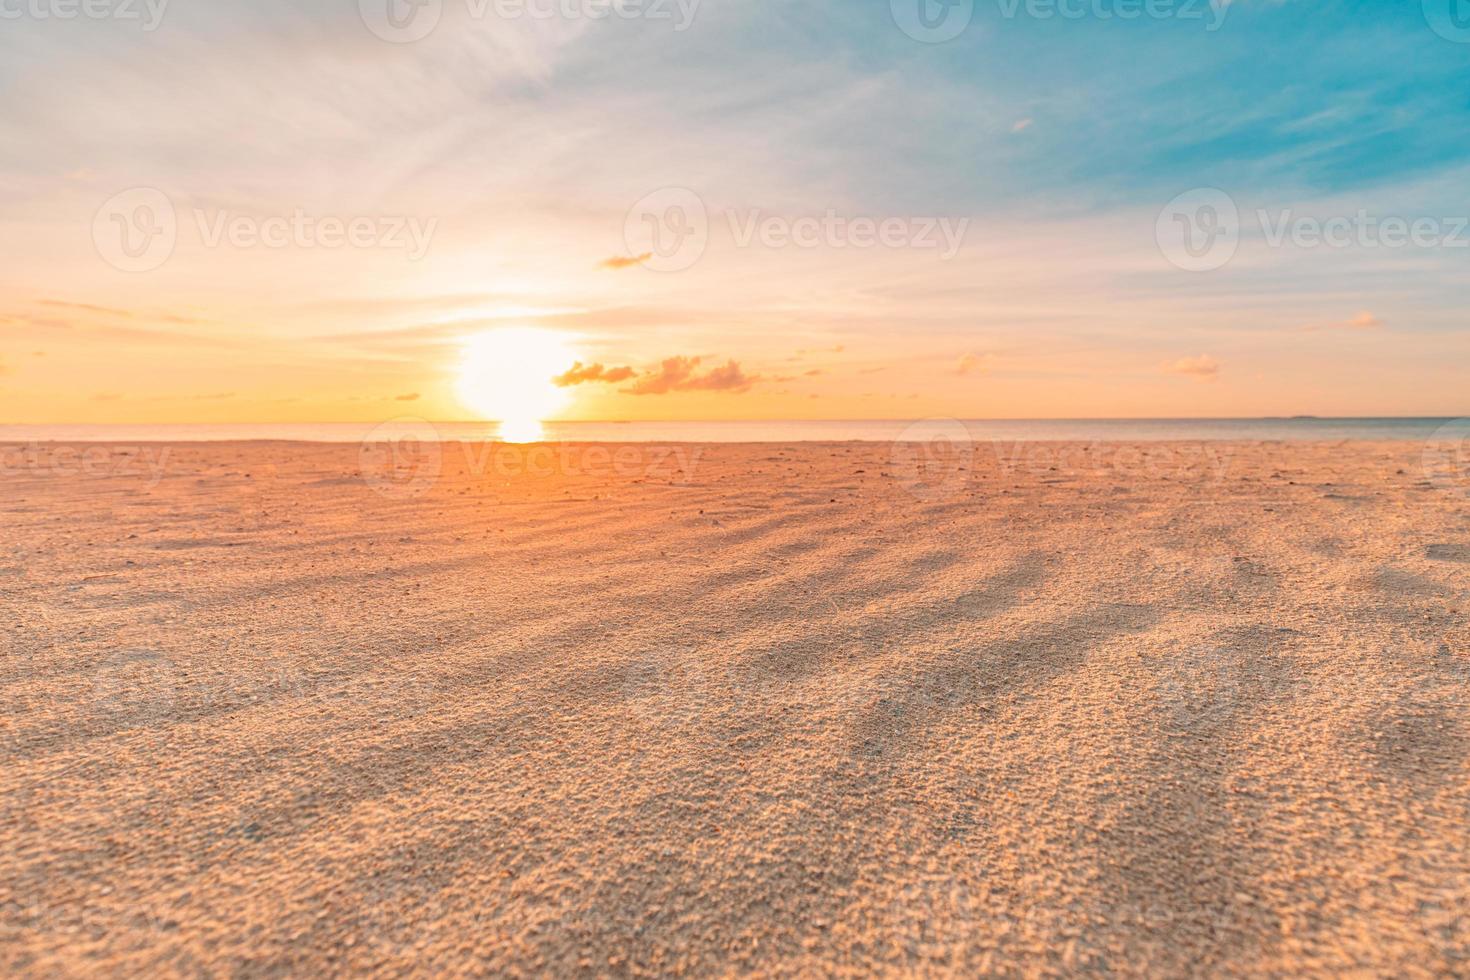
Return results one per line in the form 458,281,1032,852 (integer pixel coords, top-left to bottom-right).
956,352,996,376
600,253,652,270
683,360,753,392
623,356,755,395
1301,310,1383,332
41,300,133,317
37,301,210,327
1011,118,1034,133
553,361,637,387
1163,355,1220,381
395,392,421,401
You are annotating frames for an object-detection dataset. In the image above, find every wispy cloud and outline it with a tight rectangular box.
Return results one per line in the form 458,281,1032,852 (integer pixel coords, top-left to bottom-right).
1300,311,1383,332
40,300,133,317
1163,355,1220,381
600,253,652,270
956,352,996,376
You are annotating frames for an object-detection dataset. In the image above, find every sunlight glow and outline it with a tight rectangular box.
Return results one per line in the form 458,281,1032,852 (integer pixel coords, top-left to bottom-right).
498,418,546,443
455,328,577,442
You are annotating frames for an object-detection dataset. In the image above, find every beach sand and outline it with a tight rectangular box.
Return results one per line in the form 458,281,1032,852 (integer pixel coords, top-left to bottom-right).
3,438,1468,976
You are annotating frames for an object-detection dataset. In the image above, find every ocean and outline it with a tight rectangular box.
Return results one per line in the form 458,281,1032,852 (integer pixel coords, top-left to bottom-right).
0,418,1462,443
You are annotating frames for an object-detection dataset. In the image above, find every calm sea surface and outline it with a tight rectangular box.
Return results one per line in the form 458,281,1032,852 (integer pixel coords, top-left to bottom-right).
0,418,1460,443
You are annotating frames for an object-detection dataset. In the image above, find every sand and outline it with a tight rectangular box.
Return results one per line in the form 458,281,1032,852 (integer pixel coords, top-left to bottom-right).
2,437,1468,976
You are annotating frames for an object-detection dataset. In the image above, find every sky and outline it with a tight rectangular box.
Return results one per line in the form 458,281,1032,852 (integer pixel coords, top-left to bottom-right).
1,0,1467,424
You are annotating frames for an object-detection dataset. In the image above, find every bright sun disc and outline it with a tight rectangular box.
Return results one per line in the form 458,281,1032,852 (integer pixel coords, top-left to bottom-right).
455,328,576,441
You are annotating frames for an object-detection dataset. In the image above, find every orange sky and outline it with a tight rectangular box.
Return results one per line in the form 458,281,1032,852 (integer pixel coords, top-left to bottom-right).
3,4,1468,424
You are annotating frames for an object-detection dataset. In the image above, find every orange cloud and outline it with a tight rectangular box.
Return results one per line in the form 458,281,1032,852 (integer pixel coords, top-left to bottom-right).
1163,355,1220,381
600,253,653,270
956,352,995,376
623,356,755,395
1301,310,1383,332
554,362,637,387
41,299,133,317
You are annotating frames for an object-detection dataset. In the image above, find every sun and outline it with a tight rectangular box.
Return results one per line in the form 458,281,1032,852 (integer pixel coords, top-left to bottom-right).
456,328,578,442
